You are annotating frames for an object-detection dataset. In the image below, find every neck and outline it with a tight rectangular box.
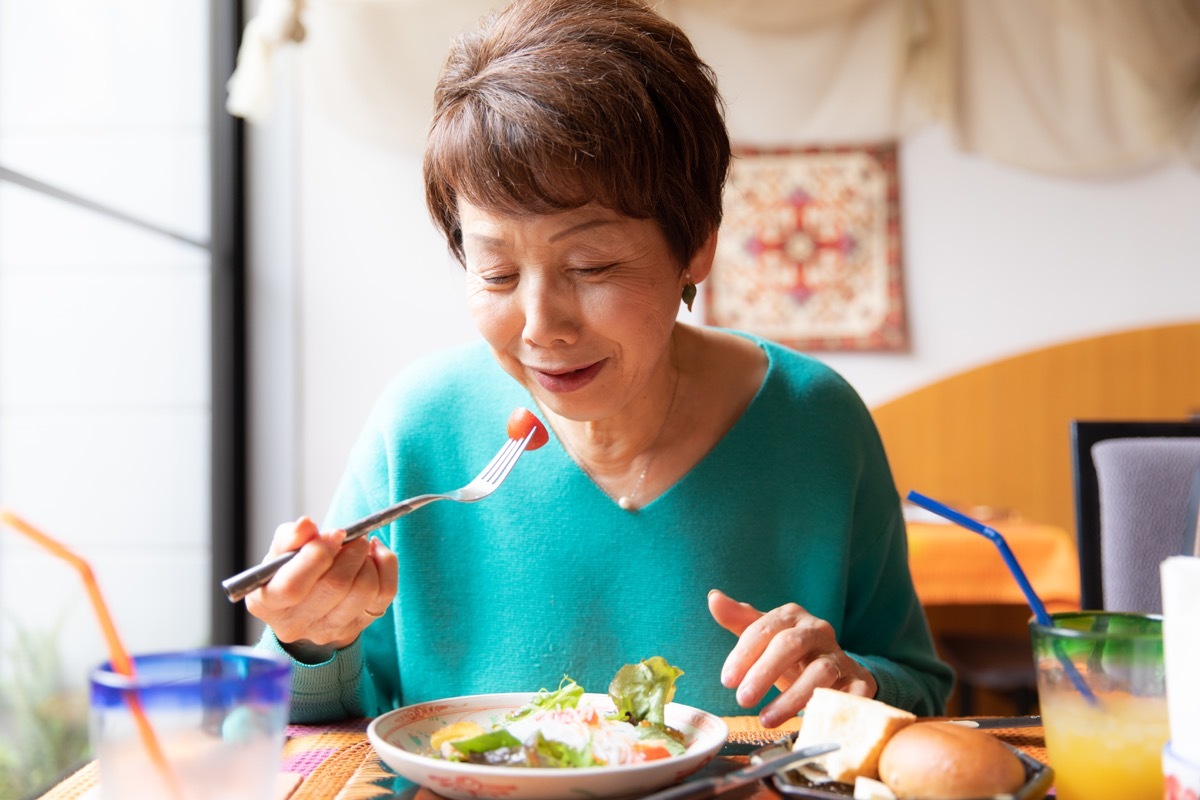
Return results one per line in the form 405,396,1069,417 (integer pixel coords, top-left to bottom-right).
544,344,683,508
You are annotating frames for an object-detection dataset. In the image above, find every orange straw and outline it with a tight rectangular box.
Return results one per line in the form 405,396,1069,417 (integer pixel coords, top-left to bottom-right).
0,509,181,797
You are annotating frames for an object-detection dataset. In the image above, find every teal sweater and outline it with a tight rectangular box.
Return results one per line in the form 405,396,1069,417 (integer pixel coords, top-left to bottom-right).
263,335,953,721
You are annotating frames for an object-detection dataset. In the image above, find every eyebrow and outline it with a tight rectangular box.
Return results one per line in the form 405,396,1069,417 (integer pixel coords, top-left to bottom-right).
464,231,506,247
549,217,615,242
463,215,618,249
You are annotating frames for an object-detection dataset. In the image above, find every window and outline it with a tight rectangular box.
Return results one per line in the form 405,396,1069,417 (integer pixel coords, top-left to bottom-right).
0,0,243,791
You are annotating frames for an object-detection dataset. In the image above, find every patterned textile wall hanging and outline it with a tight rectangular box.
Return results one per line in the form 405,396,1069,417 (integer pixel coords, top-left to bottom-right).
708,143,908,352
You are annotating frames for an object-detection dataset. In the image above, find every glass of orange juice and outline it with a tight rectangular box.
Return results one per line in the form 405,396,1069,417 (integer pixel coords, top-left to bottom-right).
1031,611,1167,800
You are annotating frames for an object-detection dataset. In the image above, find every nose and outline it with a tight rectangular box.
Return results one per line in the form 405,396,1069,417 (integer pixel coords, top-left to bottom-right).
520,274,579,347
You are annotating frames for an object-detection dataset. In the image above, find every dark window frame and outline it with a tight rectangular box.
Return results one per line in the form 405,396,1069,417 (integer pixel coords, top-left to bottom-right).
211,0,248,646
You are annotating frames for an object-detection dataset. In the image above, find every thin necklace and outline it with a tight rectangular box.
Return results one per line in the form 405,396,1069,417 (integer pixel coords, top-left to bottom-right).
556,364,681,512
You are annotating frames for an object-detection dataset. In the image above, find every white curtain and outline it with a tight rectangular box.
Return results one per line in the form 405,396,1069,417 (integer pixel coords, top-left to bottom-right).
941,0,1200,175
229,0,1200,176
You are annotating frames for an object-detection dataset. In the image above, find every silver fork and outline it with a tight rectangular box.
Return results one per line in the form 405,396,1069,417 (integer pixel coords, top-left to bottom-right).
222,428,536,603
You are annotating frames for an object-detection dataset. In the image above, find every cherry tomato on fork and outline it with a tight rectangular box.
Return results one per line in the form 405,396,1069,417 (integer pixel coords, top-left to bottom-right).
507,407,549,450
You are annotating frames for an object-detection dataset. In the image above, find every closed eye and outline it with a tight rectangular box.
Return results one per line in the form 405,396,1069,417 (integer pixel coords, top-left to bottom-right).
573,264,616,277
477,271,518,287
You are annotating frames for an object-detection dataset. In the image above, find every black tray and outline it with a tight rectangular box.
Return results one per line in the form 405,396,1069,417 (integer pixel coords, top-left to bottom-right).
754,732,1054,800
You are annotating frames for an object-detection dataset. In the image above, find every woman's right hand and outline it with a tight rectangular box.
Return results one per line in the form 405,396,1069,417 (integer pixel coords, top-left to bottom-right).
245,516,398,658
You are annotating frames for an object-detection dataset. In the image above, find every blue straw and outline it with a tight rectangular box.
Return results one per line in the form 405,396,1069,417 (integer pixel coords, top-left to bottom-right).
906,490,1098,704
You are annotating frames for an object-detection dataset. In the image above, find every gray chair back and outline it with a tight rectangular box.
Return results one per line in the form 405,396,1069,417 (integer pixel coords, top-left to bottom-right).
1072,419,1200,610
1091,438,1200,613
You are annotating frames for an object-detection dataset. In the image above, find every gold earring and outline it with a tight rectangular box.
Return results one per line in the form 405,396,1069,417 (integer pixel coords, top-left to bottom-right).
682,276,697,312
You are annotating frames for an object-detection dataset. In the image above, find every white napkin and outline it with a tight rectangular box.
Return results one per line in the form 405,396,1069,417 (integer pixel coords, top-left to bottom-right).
1162,555,1200,765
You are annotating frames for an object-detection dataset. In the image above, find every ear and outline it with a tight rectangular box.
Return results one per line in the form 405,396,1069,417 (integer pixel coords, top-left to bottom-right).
686,229,718,284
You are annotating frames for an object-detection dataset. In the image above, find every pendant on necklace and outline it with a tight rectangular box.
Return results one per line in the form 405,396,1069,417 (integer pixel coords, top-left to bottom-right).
617,465,649,511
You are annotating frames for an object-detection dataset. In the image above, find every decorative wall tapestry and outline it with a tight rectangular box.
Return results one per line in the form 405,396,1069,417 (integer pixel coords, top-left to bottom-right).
707,144,908,351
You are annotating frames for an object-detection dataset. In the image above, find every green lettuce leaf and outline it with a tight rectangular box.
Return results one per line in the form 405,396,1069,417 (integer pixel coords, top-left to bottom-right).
528,732,596,768
507,676,584,722
635,726,686,755
450,728,523,756
608,656,684,726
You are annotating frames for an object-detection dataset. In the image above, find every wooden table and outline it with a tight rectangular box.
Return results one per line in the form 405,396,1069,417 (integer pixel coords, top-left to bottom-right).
37,716,1049,800
906,518,1080,609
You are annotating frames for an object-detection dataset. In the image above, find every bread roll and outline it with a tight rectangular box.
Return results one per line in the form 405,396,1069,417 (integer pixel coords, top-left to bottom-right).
877,721,1026,799
794,688,916,783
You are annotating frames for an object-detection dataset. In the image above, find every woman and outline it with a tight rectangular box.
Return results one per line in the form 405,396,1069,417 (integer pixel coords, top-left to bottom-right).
248,0,953,727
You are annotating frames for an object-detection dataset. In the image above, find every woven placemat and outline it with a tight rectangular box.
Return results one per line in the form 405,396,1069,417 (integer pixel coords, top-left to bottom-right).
34,762,98,800
283,718,398,800
724,715,803,746
991,727,1048,764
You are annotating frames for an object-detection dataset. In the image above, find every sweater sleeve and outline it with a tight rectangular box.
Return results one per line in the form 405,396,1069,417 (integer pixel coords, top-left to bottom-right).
257,377,409,723
797,352,954,716
257,628,367,722
841,510,955,716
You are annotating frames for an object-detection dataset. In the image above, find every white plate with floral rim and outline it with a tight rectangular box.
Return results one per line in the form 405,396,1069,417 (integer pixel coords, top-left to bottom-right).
367,692,728,800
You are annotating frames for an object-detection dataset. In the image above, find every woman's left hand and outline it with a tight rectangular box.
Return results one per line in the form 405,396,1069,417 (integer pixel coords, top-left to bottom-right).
708,588,878,728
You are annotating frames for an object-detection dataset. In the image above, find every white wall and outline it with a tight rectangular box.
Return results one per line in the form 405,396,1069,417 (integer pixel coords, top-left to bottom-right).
248,40,1200,559
821,130,1200,405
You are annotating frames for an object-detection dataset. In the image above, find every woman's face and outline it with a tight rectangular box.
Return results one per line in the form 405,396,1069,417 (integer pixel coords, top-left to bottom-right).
459,201,698,423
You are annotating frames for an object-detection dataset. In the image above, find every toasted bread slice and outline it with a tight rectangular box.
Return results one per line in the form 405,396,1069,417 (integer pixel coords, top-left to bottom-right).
793,688,916,783
853,776,898,799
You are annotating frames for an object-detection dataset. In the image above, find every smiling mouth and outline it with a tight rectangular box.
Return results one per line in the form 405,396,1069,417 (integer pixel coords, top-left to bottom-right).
532,361,605,393
541,363,598,377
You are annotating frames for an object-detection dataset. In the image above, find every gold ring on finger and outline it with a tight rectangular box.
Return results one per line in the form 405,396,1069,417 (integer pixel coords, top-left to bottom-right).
814,654,842,684
363,607,386,619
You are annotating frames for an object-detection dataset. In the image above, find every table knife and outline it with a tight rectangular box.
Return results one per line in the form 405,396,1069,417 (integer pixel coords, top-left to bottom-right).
639,742,839,800
950,715,1041,729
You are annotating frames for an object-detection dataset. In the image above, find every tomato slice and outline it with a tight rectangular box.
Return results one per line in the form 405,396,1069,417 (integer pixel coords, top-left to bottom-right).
633,744,674,762
506,407,549,450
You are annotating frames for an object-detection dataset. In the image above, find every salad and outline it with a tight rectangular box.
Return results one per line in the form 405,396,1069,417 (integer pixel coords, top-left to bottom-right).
429,657,689,768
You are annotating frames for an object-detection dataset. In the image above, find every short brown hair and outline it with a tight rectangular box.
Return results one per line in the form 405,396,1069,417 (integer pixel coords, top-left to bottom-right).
424,0,730,269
